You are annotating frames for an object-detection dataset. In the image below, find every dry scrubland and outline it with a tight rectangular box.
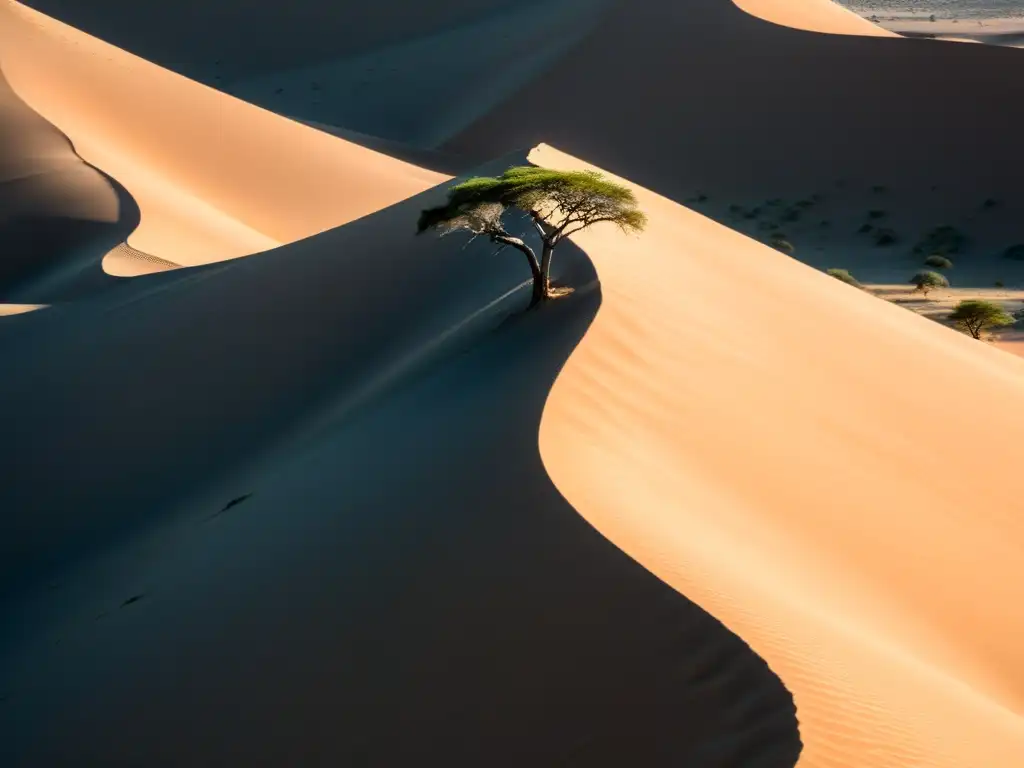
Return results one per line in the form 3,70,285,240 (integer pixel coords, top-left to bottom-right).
2,1,1024,767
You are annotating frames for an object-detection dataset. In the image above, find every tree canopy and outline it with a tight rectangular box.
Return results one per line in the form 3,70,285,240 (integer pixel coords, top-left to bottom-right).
948,300,1013,340
417,166,646,306
910,271,949,295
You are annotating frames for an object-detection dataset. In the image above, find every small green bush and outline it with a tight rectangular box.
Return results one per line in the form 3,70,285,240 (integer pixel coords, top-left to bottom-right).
1003,244,1024,260
948,300,1013,339
858,223,873,234
826,268,862,288
916,225,966,256
923,255,953,269
910,271,949,297
868,209,887,220
768,236,795,255
874,228,898,246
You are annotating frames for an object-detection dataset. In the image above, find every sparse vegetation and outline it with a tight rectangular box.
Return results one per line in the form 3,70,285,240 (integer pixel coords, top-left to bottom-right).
871,185,889,194
826,268,862,288
910,271,949,297
948,300,1013,339
982,198,999,210
867,209,887,220
417,166,646,307
1003,244,1024,260
780,208,801,223
995,280,1005,288
923,255,953,269
916,225,966,256
768,236,795,255
874,228,898,246
858,223,873,234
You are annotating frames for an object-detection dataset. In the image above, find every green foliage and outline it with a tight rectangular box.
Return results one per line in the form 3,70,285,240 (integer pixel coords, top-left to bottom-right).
826,268,862,288
780,208,801,223
871,185,889,194
995,280,1005,288
982,198,999,210
768,236,795,255
858,223,873,234
948,300,1013,339
867,209,886,219
923,255,953,269
910,271,949,295
417,166,647,240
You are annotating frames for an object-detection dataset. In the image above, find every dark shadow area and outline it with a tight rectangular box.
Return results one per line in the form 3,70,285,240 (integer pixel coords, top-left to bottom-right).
0,71,141,302
0,244,801,767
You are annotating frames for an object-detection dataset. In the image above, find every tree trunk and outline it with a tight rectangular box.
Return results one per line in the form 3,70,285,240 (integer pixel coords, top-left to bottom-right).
492,233,543,307
538,240,555,301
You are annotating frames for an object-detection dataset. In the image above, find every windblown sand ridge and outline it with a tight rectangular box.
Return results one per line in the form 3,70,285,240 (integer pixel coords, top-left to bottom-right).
2,0,1024,766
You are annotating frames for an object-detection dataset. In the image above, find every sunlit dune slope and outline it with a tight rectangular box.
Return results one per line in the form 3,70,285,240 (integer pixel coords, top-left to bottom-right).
732,0,892,34
0,0,444,270
0,161,800,768
532,145,1024,768
0,64,132,298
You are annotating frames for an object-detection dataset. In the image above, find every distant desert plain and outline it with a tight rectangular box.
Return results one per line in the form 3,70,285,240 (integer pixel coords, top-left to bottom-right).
2,1,1024,766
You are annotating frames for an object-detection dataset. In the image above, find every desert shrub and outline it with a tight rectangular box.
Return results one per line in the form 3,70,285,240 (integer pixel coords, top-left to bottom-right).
781,209,801,223
874,228,898,246
872,185,889,194
1003,244,1024,260
923,255,953,269
948,300,1013,339
858,223,873,234
910,271,949,297
768,236,795,255
819,220,831,228
868,209,887,220
982,198,999,209
827,268,862,288
995,280,1005,288
916,225,966,256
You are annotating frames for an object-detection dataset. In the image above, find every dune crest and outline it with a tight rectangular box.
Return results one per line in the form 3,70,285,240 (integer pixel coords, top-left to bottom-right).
531,144,1024,767
0,0,445,271
732,0,893,34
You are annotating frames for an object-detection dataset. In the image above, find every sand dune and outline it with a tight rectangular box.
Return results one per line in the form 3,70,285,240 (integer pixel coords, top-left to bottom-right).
533,144,1024,768
0,0,444,284
3,0,1024,766
0,159,800,767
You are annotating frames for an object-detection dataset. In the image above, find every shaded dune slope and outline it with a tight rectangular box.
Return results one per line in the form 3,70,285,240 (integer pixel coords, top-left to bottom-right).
0,64,137,300
0,167,800,767
0,0,445,273
444,0,1024,207
533,145,1024,768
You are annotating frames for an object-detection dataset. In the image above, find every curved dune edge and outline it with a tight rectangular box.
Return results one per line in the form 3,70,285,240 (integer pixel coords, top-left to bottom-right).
0,162,800,766
731,0,894,35
0,0,446,268
531,144,1024,768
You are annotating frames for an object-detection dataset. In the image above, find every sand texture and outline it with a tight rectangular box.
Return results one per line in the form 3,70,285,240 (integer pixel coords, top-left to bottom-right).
2,1,1024,766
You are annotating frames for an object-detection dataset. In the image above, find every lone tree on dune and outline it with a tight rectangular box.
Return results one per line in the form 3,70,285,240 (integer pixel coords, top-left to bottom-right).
417,166,646,307
948,300,1013,340
910,270,948,297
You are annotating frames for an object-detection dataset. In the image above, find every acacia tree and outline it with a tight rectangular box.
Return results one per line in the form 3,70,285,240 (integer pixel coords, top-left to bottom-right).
417,167,646,307
910,270,949,297
948,300,1013,339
